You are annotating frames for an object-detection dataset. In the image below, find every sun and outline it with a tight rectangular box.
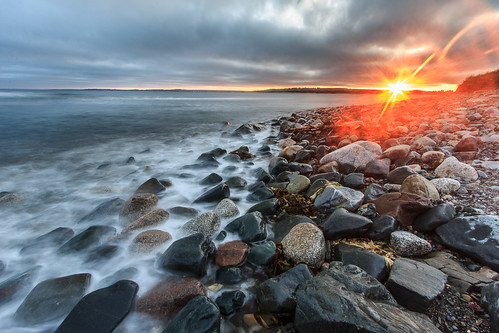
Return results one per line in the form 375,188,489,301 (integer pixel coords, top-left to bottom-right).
388,80,410,96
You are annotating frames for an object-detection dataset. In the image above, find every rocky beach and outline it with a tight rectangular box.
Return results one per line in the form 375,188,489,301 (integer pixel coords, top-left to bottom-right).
0,89,498,333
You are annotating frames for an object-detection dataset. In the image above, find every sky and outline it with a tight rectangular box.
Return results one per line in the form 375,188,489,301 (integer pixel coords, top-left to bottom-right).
1,0,498,90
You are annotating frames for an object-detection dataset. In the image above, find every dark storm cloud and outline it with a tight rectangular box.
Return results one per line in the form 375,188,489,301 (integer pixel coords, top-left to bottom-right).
1,0,497,89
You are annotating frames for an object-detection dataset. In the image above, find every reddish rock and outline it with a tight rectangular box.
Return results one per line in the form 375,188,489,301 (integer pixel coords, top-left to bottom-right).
421,151,445,169
122,208,169,233
370,193,431,226
129,229,171,254
453,151,477,161
382,144,411,161
135,277,206,319
454,136,480,152
119,193,158,225
215,241,249,267
364,158,391,179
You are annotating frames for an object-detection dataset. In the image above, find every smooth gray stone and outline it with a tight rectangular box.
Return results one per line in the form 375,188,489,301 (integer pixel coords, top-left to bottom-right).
247,241,276,267
334,244,389,282
57,225,116,254
164,296,220,333
413,203,455,232
323,208,372,240
225,212,267,243
78,198,125,223
20,227,75,254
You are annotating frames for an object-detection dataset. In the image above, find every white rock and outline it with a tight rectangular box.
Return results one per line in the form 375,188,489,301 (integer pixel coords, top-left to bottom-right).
430,178,461,194
434,156,478,182
181,212,220,237
319,143,379,171
281,223,325,268
391,231,432,257
214,198,239,219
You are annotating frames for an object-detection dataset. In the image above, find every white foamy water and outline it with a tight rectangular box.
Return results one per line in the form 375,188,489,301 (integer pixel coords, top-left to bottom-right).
0,90,382,332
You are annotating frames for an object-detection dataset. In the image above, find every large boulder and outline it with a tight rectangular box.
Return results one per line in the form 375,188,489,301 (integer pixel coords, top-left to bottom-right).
400,174,440,200
314,185,364,213
370,193,431,226
281,223,325,268
320,142,381,173
164,296,220,333
435,215,499,272
193,184,230,204
434,156,478,182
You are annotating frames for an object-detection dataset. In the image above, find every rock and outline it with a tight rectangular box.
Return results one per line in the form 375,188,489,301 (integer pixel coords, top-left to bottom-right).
317,160,339,173
58,225,116,254
286,175,310,194
20,227,74,254
169,206,199,219
164,296,220,333
157,233,215,277
214,198,239,219
455,136,480,152
182,212,221,238
129,230,171,254
55,280,138,333
135,178,166,194
97,268,139,289
255,264,313,315
119,193,158,225
294,262,439,333
314,185,364,213
341,173,365,189
289,162,313,176
356,202,377,220
413,203,455,232
481,282,499,330
193,183,230,204
364,157,391,178
323,208,372,240
215,241,249,267
386,258,447,312
215,266,243,284
247,185,274,202
383,144,411,161
365,215,398,240
14,273,91,324
309,172,341,183
225,212,267,243
278,145,304,161
400,174,440,200
0,267,40,305
0,192,23,206
225,176,247,189
215,290,245,316
252,167,273,183
136,277,206,319
294,149,315,163
390,231,432,257
247,241,276,267
435,215,499,272
247,198,279,217
363,183,387,202
268,157,289,176
84,244,121,264
434,156,478,182
78,198,125,223
334,244,389,281
370,192,431,226
320,142,380,173
306,179,329,198
387,166,416,184
229,146,255,160
430,178,461,194
421,151,445,168
122,208,169,233
413,136,437,148
281,223,325,268
232,122,265,136
278,137,296,148
200,173,223,185
272,215,314,242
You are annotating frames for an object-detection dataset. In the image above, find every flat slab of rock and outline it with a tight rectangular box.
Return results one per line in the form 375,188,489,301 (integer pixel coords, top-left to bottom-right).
281,223,325,268
55,280,138,333
386,258,447,312
370,192,431,226
435,215,499,272
390,231,432,257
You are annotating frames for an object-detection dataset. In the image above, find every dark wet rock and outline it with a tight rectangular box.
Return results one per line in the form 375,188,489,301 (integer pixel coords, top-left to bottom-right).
309,172,341,183
0,192,24,206
435,215,499,272
200,173,223,185
323,208,372,240
282,223,325,268
194,183,230,204
370,192,431,226
256,264,312,315
289,162,313,176
181,212,221,238
215,240,249,267
20,227,75,254
55,280,138,333
215,266,243,284
294,149,315,163
247,185,274,202
225,176,247,189
215,230,227,241
387,166,417,184
247,241,276,267
413,203,455,232
122,208,169,233
334,244,389,282
305,179,329,198
363,183,387,203
232,122,266,136
157,233,215,277
390,231,432,257
247,198,279,217
164,296,220,333
78,198,125,224
364,157,391,178
196,152,221,165
356,202,377,220
119,193,158,225
272,215,314,242
58,225,116,254
126,156,135,164
136,277,206,319
215,290,245,316
207,147,227,157
129,230,171,254
226,212,267,243
268,157,289,176
481,282,499,330
386,258,447,312
14,273,91,324
0,261,4,275
294,262,439,333
314,185,364,213
341,172,365,189
85,245,121,264
169,206,198,219
252,167,273,183
0,266,40,305
135,178,166,194
365,215,398,240
223,154,242,163
286,175,310,194
97,268,139,288
275,170,296,182
229,146,255,160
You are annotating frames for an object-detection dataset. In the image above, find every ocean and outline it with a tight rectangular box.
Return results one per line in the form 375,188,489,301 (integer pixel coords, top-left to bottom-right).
0,90,382,332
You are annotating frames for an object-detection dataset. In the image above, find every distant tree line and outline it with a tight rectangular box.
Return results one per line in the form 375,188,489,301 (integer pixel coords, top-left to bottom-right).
456,69,499,93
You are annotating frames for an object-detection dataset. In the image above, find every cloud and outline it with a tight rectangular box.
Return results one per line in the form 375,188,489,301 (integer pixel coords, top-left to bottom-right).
0,0,498,89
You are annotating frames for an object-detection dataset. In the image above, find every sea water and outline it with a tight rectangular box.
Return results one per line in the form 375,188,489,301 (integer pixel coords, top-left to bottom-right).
0,90,381,332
